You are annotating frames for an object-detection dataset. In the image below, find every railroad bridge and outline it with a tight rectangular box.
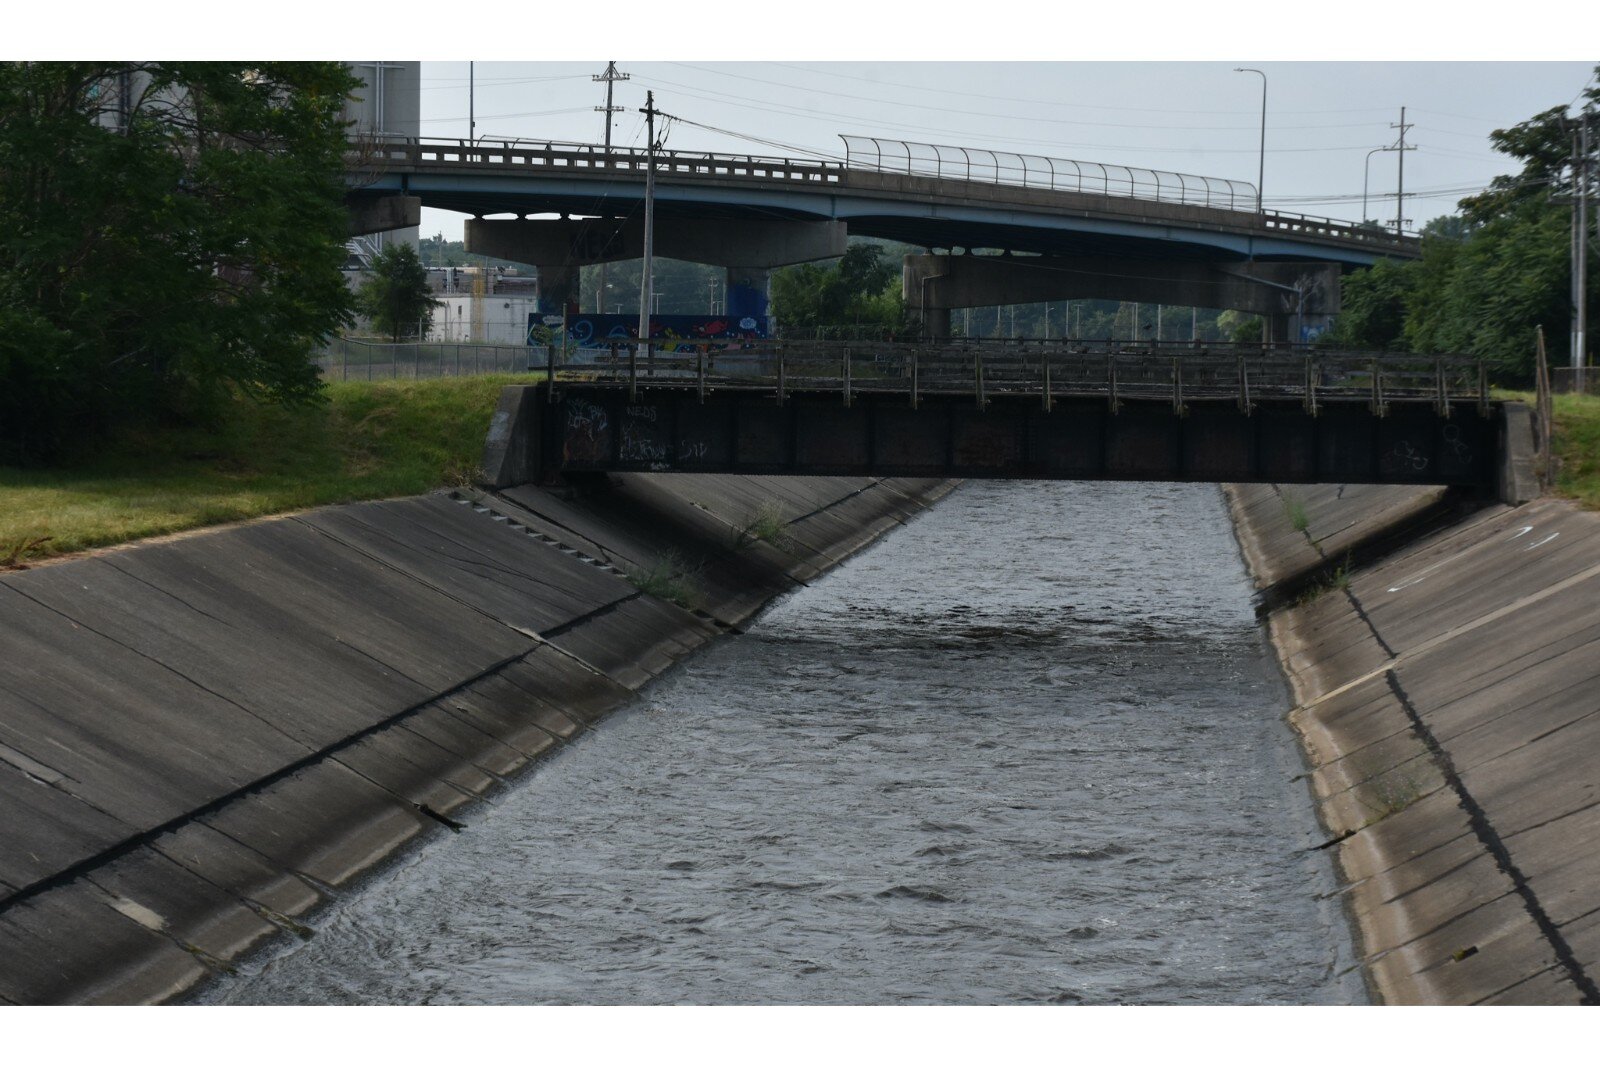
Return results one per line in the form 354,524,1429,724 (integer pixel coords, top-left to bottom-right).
485,340,1510,493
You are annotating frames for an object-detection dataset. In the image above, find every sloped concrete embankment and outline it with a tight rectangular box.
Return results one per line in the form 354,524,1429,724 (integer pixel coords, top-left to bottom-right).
0,471,955,1004
1227,481,1600,1004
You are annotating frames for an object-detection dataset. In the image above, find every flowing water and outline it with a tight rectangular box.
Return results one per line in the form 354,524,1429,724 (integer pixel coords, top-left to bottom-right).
200,480,1363,1005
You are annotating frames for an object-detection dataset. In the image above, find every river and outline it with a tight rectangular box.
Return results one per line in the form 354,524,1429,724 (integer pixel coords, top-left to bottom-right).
198,480,1363,1005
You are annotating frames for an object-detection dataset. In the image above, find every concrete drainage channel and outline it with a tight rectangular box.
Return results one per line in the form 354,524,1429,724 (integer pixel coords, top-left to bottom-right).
0,466,956,1004
1225,481,1600,1004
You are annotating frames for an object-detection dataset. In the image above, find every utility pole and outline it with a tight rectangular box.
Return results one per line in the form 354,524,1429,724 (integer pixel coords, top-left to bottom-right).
1390,107,1416,235
468,61,475,146
1579,106,1592,387
594,61,629,151
1560,109,1594,387
593,61,629,313
637,91,658,361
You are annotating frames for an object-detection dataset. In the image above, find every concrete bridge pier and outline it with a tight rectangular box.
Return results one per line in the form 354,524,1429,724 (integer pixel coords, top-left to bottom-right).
725,267,772,332
534,264,580,317
465,218,845,326
904,252,1342,342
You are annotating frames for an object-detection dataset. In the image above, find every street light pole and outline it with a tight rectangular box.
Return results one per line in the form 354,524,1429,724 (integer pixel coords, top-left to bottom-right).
1362,145,1395,224
1234,67,1266,213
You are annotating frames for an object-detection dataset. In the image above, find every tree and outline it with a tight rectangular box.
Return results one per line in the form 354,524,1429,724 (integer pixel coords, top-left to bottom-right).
1216,309,1264,343
770,243,906,337
1324,69,1600,382
0,62,357,462
358,242,441,342
1326,258,1415,351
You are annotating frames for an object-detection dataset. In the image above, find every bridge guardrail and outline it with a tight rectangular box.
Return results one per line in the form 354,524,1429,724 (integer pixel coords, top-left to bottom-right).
839,135,1255,212
554,339,1486,415
346,137,1420,256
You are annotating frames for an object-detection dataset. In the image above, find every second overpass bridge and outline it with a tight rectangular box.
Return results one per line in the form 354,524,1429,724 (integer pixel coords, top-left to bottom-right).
348,137,1420,343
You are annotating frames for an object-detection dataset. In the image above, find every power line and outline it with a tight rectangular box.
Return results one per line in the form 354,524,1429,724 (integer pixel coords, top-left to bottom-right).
663,61,1394,133
766,61,1398,118
634,76,1403,158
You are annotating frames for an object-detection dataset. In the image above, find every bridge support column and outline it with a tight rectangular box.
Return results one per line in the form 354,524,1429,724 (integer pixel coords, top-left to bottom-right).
903,255,954,339
536,265,579,317
725,267,771,333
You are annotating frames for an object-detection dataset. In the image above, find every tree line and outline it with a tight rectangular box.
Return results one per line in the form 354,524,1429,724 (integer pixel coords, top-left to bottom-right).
5,62,1591,464
1327,70,1599,381
0,63,358,462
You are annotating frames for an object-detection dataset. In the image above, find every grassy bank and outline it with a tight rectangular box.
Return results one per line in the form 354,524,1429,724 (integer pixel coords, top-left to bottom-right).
1549,392,1600,510
0,375,538,567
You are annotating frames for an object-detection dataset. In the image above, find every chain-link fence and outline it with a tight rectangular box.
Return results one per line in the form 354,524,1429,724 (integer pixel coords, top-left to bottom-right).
314,337,544,381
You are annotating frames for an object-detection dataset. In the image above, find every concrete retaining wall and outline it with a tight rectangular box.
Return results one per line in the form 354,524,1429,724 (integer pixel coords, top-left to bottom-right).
0,471,955,1004
1227,481,1600,1004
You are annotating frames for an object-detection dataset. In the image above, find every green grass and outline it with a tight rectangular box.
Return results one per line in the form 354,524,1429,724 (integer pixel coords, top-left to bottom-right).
1499,389,1600,511
732,501,793,551
624,552,696,609
1550,393,1600,510
0,375,540,567
1282,492,1310,533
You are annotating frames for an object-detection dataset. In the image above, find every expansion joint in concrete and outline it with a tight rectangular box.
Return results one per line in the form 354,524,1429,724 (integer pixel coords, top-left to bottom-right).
1380,669,1600,1004
0,647,531,920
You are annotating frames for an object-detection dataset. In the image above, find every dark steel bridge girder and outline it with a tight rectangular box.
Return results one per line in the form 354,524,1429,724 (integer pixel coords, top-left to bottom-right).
536,385,1494,490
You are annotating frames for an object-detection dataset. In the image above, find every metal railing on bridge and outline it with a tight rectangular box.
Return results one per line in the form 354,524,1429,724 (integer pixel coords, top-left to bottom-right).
840,135,1255,212
346,136,1419,253
551,338,1487,417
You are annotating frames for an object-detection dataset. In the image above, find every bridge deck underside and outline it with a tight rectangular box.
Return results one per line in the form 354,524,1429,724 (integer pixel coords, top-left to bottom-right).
371,173,1395,266
547,387,1492,487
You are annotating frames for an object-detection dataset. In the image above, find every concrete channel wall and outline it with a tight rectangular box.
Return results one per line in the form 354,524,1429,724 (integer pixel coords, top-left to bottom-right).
0,458,955,1003
1226,480,1600,1004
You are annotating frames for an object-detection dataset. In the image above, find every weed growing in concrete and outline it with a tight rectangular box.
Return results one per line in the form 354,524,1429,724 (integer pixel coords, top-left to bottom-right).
1295,553,1355,606
1,535,52,570
734,501,793,552
1282,493,1310,533
626,552,694,609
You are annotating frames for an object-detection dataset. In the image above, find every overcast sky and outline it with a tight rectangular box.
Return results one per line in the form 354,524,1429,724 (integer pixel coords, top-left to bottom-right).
415,60,1596,241
20,3,1600,246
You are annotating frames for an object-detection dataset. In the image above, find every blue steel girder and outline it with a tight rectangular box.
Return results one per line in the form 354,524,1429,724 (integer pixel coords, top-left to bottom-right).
363,170,1399,267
